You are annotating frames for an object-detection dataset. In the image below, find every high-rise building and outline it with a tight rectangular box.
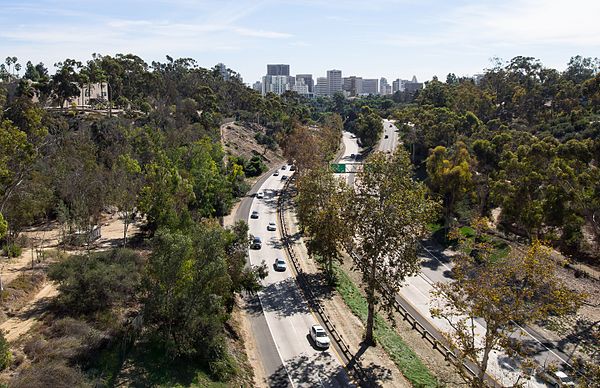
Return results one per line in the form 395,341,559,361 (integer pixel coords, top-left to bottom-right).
267,64,290,76
379,77,389,95
292,78,310,95
216,63,229,80
262,75,292,95
252,81,262,93
326,69,342,96
362,79,378,95
343,76,363,97
404,76,423,95
315,77,329,97
296,74,314,93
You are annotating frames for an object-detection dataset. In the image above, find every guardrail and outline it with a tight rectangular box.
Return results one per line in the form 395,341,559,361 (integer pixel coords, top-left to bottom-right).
277,175,371,386
278,176,500,387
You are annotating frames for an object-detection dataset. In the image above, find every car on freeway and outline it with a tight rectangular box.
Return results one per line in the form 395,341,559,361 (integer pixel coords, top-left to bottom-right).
256,192,264,199
273,171,279,176
281,165,287,170
384,134,389,139
281,175,288,181
250,210,259,219
309,325,330,349
267,222,277,231
537,370,576,387
274,257,286,271
350,134,356,139
250,236,262,249
290,165,296,171
350,153,355,159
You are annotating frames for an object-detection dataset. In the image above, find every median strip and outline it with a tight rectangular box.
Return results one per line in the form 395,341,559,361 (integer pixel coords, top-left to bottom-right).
334,265,439,388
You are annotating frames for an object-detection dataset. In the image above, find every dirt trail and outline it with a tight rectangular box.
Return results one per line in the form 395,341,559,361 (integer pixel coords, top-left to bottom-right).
0,283,58,342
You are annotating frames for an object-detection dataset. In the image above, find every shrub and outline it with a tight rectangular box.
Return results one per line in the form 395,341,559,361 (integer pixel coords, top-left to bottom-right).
10,360,91,388
0,331,11,370
48,249,143,314
2,243,22,258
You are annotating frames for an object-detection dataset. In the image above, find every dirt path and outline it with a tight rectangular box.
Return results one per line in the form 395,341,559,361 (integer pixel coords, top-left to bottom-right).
0,283,58,342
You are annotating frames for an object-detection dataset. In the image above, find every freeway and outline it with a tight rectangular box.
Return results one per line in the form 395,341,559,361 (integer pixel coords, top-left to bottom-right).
379,119,566,387
247,165,352,388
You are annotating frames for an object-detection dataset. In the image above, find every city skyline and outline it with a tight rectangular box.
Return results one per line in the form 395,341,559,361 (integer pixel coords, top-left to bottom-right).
1,0,599,84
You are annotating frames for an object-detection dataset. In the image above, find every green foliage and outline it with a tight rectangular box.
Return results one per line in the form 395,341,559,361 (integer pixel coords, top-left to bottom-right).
355,106,383,149
334,266,439,388
0,213,6,239
48,249,143,314
2,242,22,258
0,331,11,371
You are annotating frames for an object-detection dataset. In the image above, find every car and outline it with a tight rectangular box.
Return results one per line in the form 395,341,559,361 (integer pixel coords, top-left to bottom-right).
384,134,389,139
289,165,296,171
281,165,287,170
250,236,262,249
350,134,356,139
309,325,330,349
281,175,288,180
273,171,279,176
274,257,286,271
256,192,264,199
250,210,259,219
267,222,277,231
350,153,355,159
538,370,576,387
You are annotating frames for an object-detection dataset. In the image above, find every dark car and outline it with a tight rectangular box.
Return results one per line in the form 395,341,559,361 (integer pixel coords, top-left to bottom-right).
281,175,288,181
251,236,262,249
289,165,296,171
251,210,259,219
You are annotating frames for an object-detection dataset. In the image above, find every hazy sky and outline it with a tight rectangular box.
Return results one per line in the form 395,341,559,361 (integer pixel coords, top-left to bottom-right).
2,0,599,84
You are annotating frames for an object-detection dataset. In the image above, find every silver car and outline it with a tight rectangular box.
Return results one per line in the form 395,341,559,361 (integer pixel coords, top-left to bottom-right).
274,258,286,271
267,222,277,231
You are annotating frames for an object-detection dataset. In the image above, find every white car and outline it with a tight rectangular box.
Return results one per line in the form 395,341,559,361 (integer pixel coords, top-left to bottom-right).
267,222,276,231
256,192,264,199
274,257,286,272
538,370,576,387
309,325,330,349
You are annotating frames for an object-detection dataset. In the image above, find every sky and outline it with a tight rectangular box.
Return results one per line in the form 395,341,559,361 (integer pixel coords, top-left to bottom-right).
1,0,599,84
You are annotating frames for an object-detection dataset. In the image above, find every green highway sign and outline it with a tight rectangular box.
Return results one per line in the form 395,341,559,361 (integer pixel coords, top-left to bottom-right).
330,163,346,173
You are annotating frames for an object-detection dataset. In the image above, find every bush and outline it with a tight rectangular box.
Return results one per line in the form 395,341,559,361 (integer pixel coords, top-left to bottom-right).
2,243,22,258
10,360,91,388
48,249,143,314
0,331,12,370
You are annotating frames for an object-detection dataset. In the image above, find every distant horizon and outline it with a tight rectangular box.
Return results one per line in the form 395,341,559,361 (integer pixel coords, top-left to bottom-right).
2,0,599,85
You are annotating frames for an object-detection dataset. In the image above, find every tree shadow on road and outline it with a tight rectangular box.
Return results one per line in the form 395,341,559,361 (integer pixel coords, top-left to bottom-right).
258,277,312,317
268,352,351,388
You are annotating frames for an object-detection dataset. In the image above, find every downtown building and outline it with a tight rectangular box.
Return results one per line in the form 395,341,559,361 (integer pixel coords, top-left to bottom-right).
261,64,294,95
326,69,342,96
361,79,378,95
315,77,329,97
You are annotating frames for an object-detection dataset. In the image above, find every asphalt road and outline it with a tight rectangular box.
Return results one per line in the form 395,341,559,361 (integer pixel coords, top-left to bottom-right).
235,164,288,386
378,119,400,153
247,165,352,388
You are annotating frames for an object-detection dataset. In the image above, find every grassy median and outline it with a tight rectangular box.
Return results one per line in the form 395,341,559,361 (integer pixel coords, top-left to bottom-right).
334,266,439,388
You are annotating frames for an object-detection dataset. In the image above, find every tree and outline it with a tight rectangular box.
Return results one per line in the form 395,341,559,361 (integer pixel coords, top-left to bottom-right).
355,106,382,149
431,231,584,387
426,142,474,230
50,59,82,108
296,167,352,283
112,154,143,246
348,149,438,344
